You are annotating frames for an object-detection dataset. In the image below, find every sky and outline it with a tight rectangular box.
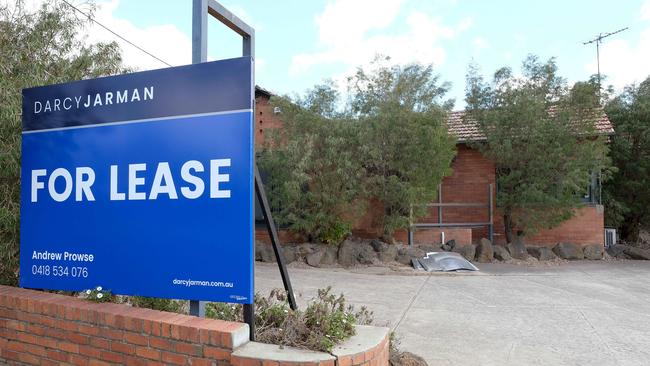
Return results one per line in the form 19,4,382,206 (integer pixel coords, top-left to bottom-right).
19,0,650,109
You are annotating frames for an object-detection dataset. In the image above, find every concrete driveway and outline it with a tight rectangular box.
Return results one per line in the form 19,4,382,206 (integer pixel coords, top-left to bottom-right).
255,260,650,366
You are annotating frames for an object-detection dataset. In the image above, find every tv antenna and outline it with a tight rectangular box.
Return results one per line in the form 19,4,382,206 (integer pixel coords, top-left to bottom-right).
583,27,628,90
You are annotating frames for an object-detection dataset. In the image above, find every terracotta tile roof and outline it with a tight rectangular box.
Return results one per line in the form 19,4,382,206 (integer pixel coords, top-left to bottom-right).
446,111,483,142
446,108,615,142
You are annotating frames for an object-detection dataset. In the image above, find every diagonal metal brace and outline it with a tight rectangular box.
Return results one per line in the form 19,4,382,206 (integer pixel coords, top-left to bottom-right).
254,166,297,310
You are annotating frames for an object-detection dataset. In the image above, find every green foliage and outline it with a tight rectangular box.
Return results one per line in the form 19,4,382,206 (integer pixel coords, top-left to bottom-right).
604,76,650,242
0,1,127,285
81,286,113,303
260,58,456,240
465,55,612,242
205,301,241,321
348,57,456,237
318,222,352,245
206,287,374,353
259,82,366,243
130,296,185,313
302,288,358,351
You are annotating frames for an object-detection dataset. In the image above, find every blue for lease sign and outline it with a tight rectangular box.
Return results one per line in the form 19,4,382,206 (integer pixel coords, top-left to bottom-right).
20,57,254,304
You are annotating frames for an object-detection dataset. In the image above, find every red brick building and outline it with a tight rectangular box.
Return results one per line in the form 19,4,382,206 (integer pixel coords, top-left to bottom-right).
254,87,614,247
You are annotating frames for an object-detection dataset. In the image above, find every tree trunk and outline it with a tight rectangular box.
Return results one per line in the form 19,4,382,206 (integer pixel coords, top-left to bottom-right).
620,216,641,244
504,212,514,244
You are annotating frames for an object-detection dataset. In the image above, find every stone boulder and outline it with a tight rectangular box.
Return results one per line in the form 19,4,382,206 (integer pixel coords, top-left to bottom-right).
605,244,650,260
378,245,399,262
337,240,358,267
606,244,629,259
306,245,338,267
623,245,650,260
452,244,476,261
370,239,386,252
527,246,557,261
493,245,512,261
337,239,379,266
306,249,324,267
583,244,604,260
281,245,297,264
475,238,494,262
296,243,318,259
321,246,339,265
395,246,426,265
357,243,379,264
441,239,456,251
507,241,528,260
369,239,399,262
553,242,584,260
255,242,276,263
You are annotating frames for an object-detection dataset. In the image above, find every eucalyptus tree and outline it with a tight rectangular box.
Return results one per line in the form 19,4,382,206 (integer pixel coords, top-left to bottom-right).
348,57,456,239
261,58,457,243
465,55,611,247
259,82,366,244
604,76,650,243
0,1,127,285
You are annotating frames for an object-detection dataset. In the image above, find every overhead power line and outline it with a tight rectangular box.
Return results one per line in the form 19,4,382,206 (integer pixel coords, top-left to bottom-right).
60,0,172,67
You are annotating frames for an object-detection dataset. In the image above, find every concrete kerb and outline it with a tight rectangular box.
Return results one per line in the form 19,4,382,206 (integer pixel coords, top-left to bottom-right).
231,325,390,366
232,342,336,363
231,324,251,349
331,325,390,357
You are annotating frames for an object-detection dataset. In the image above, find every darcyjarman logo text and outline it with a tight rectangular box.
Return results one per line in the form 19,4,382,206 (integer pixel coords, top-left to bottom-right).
32,86,154,114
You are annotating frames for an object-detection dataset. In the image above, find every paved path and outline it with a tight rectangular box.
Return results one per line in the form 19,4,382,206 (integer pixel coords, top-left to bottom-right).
255,261,650,366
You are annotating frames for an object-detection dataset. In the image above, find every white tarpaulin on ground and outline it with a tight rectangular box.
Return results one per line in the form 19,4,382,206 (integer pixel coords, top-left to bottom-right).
414,252,479,272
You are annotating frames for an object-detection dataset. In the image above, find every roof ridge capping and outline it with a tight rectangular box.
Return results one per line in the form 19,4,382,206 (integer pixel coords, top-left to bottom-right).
255,85,274,98
446,106,614,142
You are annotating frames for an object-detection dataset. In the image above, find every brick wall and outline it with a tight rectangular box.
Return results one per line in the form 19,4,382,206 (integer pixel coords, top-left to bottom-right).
350,145,496,243
0,286,390,366
393,228,472,246
350,199,384,239
523,205,605,247
0,285,248,366
332,327,389,366
356,144,604,247
254,91,283,147
435,144,496,243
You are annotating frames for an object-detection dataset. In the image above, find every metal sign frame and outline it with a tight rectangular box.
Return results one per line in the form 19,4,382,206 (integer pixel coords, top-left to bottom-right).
190,0,296,340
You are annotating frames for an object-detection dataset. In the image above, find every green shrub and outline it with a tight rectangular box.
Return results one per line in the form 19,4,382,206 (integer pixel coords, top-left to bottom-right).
206,287,373,352
317,221,351,245
130,296,185,313
205,301,241,321
258,86,366,244
301,288,360,351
